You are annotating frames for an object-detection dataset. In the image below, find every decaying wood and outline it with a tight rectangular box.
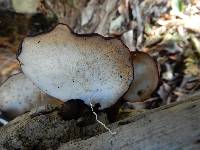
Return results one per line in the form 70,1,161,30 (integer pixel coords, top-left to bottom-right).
59,94,200,150
0,105,109,149
0,93,200,149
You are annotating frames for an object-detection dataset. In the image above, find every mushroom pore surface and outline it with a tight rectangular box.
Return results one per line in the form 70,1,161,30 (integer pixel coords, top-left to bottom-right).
18,24,133,109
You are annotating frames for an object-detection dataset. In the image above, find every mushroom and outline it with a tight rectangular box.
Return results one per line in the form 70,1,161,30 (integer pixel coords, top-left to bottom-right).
123,51,159,102
0,73,41,118
17,24,133,110
0,73,62,119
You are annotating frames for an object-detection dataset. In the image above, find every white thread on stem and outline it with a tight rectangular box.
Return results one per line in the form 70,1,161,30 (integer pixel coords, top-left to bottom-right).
90,102,116,135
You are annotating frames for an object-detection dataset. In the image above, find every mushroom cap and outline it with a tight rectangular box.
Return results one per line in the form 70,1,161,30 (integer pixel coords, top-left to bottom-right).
18,24,133,109
123,51,159,102
0,73,41,118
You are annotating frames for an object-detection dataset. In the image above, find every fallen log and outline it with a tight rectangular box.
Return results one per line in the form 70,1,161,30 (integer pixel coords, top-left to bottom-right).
0,93,200,150
59,94,200,150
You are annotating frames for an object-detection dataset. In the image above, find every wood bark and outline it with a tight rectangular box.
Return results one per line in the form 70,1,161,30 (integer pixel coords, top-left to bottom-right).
59,94,200,150
0,93,200,150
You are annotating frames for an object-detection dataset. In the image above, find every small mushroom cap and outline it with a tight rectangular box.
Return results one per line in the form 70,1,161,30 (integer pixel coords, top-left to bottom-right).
18,24,133,109
0,73,41,118
123,51,159,102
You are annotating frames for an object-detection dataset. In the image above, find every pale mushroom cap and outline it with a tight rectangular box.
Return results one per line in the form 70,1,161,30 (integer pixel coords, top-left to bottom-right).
18,24,133,109
0,73,41,118
123,51,159,102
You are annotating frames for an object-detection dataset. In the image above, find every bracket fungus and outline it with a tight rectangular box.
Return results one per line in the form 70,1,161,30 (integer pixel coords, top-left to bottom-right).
0,73,42,118
17,24,133,110
0,73,63,119
123,51,159,102
15,23,159,122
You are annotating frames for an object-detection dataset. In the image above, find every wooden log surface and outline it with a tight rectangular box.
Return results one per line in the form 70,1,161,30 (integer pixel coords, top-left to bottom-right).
59,94,200,150
0,93,200,150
